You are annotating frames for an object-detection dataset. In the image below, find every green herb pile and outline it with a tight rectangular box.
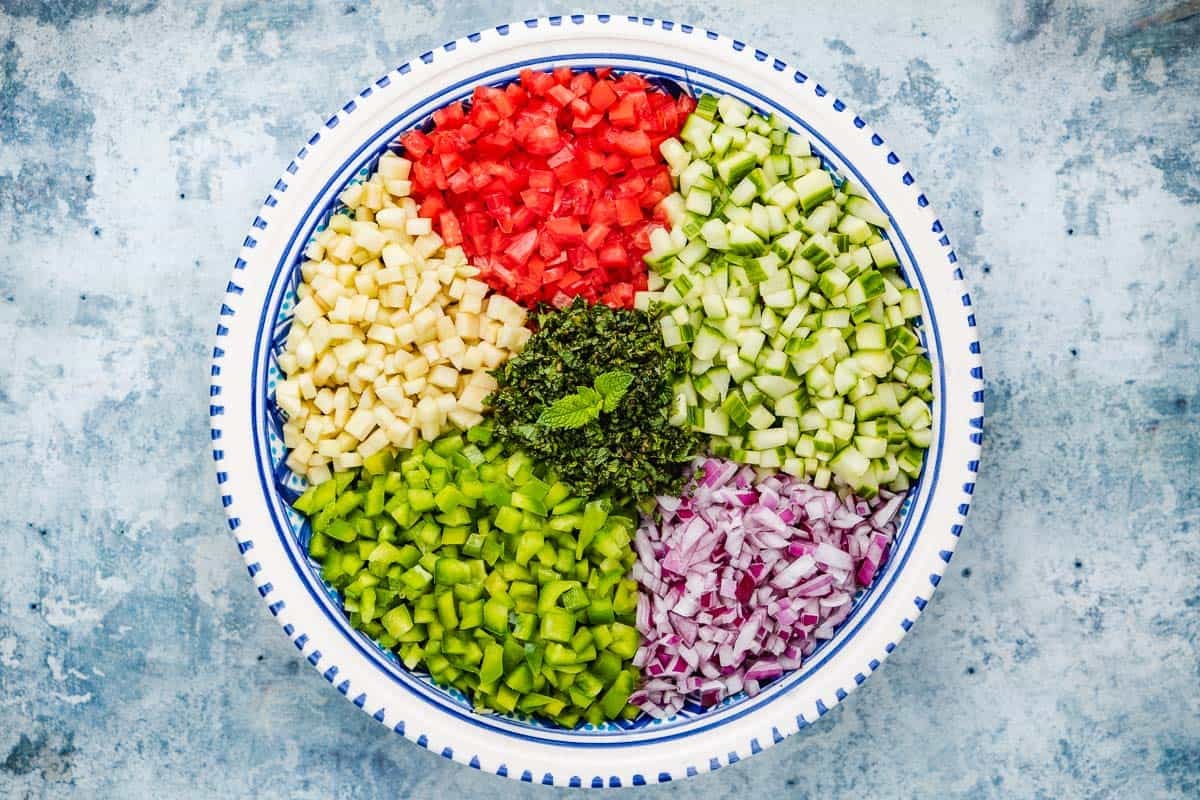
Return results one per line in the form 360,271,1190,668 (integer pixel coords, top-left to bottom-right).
488,299,701,498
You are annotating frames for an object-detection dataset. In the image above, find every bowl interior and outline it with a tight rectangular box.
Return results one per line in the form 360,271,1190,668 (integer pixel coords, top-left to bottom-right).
255,54,937,738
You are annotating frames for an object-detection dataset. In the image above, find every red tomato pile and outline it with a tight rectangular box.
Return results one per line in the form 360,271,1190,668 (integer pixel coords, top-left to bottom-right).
401,67,695,308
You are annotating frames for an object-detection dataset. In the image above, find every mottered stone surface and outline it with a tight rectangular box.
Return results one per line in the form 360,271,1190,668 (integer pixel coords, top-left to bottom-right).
1,2,1197,798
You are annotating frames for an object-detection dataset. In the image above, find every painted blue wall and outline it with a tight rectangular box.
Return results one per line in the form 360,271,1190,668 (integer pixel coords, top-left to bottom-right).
1,1,1197,797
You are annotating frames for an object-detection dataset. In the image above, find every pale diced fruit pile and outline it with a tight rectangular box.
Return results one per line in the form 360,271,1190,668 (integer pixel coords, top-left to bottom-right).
275,152,532,484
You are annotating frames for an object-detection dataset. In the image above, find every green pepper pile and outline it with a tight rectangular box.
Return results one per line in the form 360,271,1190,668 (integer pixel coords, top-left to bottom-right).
293,425,643,727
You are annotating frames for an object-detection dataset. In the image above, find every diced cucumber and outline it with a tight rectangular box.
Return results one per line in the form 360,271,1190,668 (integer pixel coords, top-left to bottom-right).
752,374,800,399
644,94,933,492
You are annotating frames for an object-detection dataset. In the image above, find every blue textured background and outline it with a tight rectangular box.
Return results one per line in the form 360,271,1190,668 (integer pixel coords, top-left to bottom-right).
2,2,1198,797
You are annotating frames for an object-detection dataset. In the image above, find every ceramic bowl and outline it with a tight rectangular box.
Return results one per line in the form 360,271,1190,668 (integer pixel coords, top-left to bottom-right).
209,14,984,786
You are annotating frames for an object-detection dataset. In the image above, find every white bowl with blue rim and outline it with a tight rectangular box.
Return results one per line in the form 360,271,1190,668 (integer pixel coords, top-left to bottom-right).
209,14,984,787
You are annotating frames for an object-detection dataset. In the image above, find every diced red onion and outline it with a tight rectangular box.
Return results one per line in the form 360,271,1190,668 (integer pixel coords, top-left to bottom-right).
632,457,905,714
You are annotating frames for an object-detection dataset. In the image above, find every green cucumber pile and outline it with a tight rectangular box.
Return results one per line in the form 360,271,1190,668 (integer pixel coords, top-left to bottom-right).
293,427,642,727
637,93,933,496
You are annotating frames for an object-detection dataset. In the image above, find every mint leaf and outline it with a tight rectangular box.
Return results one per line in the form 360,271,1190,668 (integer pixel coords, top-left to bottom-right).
578,386,603,410
594,371,635,412
537,391,602,429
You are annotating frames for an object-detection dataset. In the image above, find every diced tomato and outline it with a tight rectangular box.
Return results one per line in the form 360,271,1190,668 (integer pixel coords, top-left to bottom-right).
582,149,606,170
614,130,652,157
520,188,553,216
569,97,592,118
607,94,639,128
639,189,666,209
552,158,589,185
615,197,643,227
510,206,537,232
629,222,655,250
568,71,595,96
545,216,584,244
538,231,562,259
560,181,595,216
547,84,576,107
470,103,499,131
602,282,635,307
582,222,610,250
571,111,604,131
522,69,556,96
598,241,628,267
419,192,446,220
588,80,618,112
505,228,538,266
523,124,561,155
405,67,690,308
589,198,617,226
446,169,472,194
647,168,673,194
400,129,432,158
616,72,649,92
439,151,464,174
545,145,575,168
432,101,465,129
439,211,463,247
527,169,555,190
603,153,628,175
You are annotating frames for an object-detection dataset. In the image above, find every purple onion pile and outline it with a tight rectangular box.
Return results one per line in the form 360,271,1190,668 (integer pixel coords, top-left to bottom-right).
629,458,906,718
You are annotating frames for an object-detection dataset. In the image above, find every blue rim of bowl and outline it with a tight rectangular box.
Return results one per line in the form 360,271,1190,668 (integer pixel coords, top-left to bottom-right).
211,14,984,786
254,56,940,741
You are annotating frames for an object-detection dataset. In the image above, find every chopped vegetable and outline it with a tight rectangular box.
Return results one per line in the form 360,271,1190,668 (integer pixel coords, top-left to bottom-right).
403,68,696,309
293,426,643,727
488,299,701,498
275,152,532,483
629,458,904,718
638,94,933,496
